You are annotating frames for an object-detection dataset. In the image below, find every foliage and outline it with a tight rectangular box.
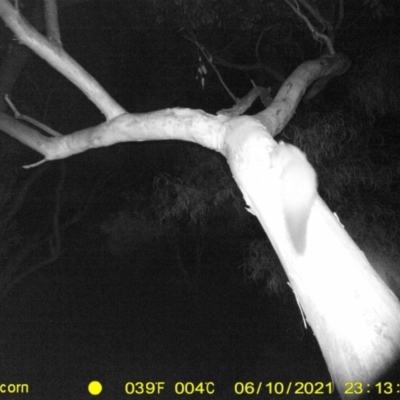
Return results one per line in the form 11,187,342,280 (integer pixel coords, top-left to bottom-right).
153,146,244,225
152,0,280,31
101,210,168,253
241,239,286,297
363,0,390,20
100,187,173,266
284,112,371,204
348,46,400,119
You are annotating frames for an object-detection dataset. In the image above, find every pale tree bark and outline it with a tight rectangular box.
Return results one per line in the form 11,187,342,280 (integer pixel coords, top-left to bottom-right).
0,0,93,112
0,1,399,397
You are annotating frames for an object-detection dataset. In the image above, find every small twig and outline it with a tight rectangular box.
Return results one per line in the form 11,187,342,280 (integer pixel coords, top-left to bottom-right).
5,95,62,137
184,35,237,102
255,28,266,63
284,0,334,54
298,0,329,32
255,25,276,63
217,86,267,117
23,159,47,169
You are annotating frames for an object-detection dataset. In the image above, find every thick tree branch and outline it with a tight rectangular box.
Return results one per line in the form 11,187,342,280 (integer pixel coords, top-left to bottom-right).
0,0,125,120
0,108,228,162
0,0,95,112
255,53,350,133
0,53,349,164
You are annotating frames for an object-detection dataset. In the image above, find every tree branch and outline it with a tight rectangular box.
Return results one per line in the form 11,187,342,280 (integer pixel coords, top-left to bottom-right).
44,0,62,47
213,56,286,83
0,108,228,161
284,0,335,54
185,35,238,102
6,95,62,137
0,0,125,120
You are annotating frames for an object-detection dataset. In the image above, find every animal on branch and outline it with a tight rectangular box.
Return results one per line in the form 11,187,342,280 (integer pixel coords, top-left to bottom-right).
271,141,317,254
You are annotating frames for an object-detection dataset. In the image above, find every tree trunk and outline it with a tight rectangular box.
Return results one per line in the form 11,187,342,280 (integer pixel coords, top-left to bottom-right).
223,116,400,398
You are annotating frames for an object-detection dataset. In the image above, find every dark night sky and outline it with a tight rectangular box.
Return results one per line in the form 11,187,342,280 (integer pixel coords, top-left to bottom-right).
1,1,400,398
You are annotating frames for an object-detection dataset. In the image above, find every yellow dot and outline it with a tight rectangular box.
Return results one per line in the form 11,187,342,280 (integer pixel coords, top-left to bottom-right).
88,381,102,395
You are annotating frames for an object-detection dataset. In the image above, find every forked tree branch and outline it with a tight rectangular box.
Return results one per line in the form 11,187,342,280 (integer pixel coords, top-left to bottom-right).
6,95,62,137
0,0,125,120
284,0,334,54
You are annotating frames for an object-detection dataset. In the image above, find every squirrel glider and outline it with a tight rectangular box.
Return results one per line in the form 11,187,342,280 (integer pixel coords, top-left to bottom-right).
270,142,318,254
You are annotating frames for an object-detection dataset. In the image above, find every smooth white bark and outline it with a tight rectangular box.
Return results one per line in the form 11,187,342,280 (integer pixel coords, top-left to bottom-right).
223,116,400,395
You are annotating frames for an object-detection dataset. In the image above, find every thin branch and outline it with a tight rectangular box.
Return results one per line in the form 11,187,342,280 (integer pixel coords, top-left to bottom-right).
6,95,62,137
334,0,344,33
44,0,62,47
0,42,30,112
184,35,237,102
217,86,272,117
0,164,48,230
297,0,329,32
50,161,65,256
0,162,88,302
0,111,52,153
284,0,335,54
212,56,285,82
297,0,335,43
255,27,268,64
